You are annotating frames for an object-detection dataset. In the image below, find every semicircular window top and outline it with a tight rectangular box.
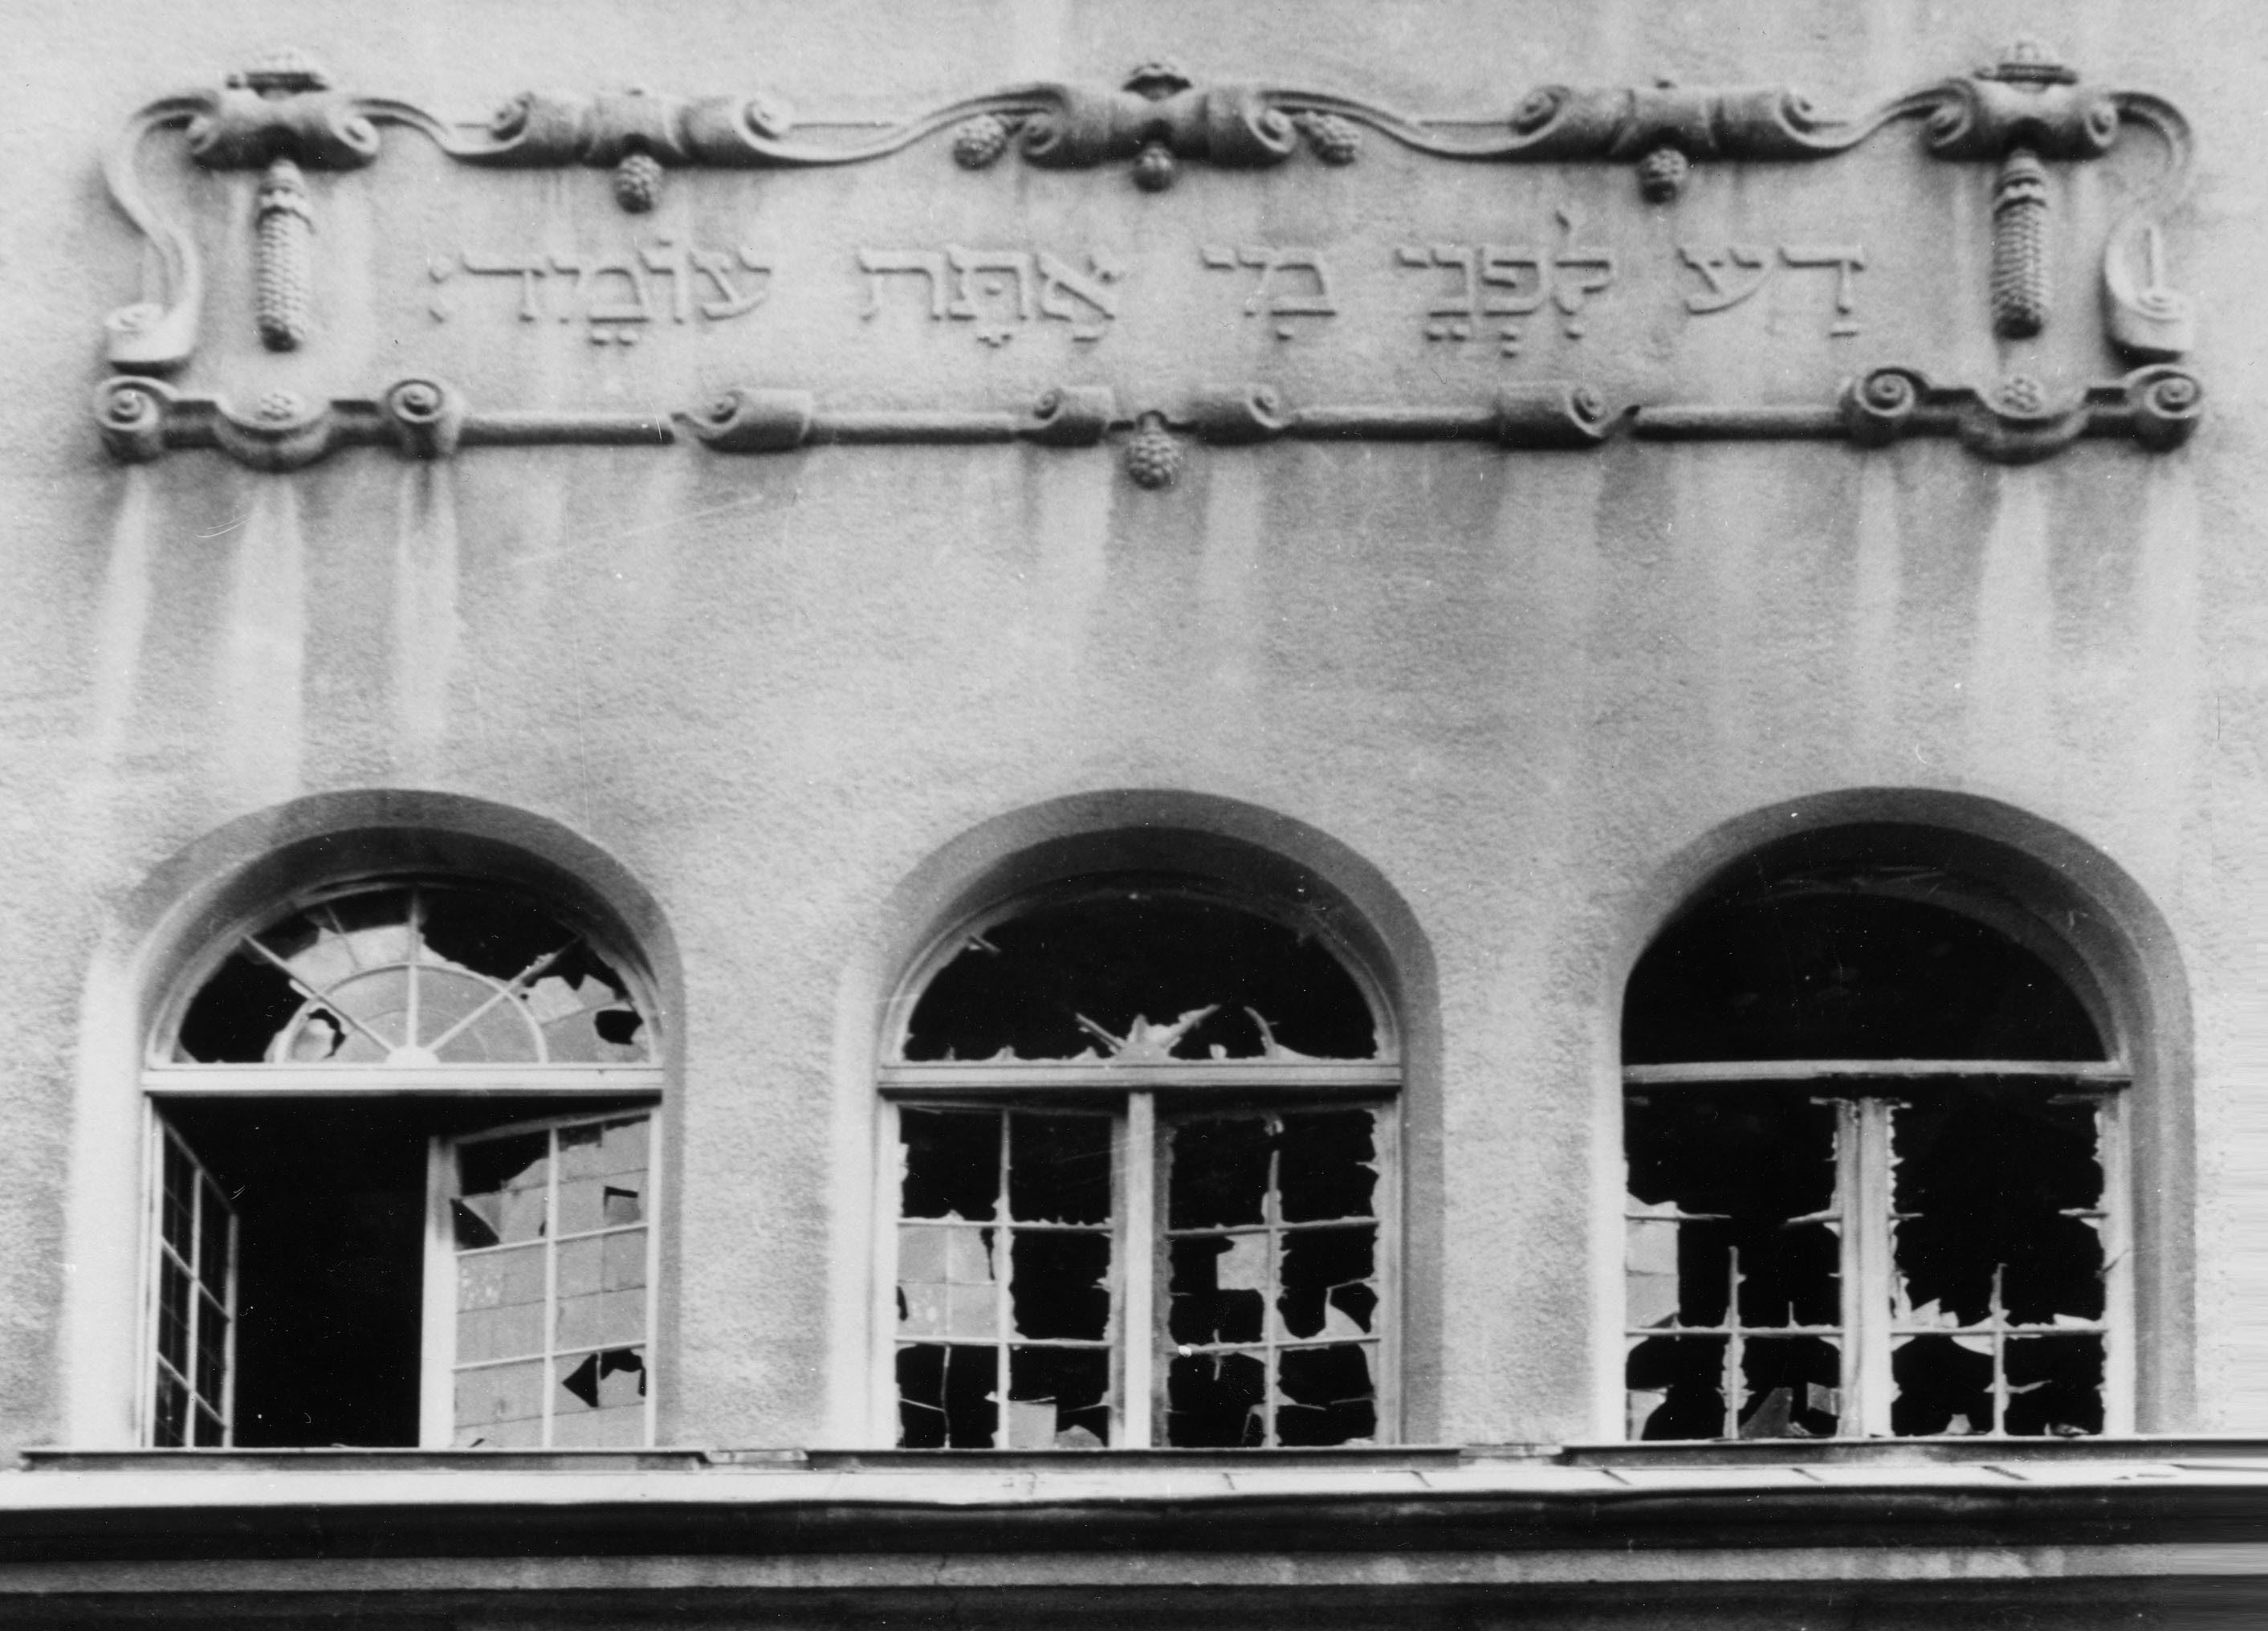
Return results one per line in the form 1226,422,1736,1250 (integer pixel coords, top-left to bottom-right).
143,877,661,1454
169,883,652,1069
897,885,1390,1070
881,881,1399,1451
1620,862,2129,1445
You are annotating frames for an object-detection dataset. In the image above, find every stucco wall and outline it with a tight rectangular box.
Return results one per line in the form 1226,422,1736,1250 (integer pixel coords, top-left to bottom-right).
0,0,2261,1454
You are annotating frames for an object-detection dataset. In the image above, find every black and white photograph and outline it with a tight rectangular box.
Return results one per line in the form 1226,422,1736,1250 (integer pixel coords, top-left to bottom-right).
0,2,2255,1625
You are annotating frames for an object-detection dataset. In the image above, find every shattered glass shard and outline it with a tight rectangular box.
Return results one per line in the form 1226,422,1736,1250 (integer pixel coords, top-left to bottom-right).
523,974,592,1024
1737,1336,1839,1437
1167,1237,1266,1346
1005,1398,1060,1449
946,1282,1001,1340
897,1225,947,1285
945,1226,998,1284
898,1283,947,1337
1323,1281,1378,1336
1008,1347,1111,1448
1277,1226,1374,1341
1215,1233,1270,1292
1625,1212,1681,1329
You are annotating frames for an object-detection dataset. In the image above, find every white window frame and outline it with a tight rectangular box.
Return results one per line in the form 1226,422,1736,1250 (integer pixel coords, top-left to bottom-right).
873,891,1403,1449
420,1108,664,1450
1619,1057,2135,1441
139,1119,238,1448
139,878,664,1450
877,1087,1401,1449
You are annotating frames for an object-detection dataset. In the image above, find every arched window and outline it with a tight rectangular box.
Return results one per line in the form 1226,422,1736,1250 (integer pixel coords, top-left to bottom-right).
880,878,1399,1449
145,879,662,1450
1620,845,2128,1441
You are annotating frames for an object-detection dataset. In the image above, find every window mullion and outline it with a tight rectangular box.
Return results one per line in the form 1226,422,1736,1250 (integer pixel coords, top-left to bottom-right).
1830,1097,1863,1435
540,1126,560,1446
1119,1091,1155,1449
995,1110,1012,1450
1263,1119,1282,1448
1851,1096,1896,1437
418,1136,456,1448
2098,1091,2136,1432
220,1179,240,1447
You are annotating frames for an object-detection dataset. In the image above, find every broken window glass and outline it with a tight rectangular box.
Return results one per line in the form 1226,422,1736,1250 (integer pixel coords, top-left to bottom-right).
1888,1087,2107,1437
1623,1092,1844,1440
895,1107,1116,1449
902,887,1378,1063
1623,865,2122,1441
886,879,1400,1449
173,883,650,1067
1163,1107,1382,1448
149,869,664,1454
449,1112,652,1448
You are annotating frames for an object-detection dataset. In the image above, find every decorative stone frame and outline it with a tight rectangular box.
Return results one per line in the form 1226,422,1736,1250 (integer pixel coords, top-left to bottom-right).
96,39,2201,480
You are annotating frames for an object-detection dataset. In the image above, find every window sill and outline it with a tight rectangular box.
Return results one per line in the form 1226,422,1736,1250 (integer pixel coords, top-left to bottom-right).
1552,1435,2268,1467
21,1437,2268,1475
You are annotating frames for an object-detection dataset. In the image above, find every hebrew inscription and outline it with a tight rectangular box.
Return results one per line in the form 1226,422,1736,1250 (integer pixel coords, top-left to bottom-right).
857,247,1125,345
1678,243,1866,334
431,238,771,342
1199,247,1338,339
1395,209,1619,355
422,229,1877,357
98,42,2202,471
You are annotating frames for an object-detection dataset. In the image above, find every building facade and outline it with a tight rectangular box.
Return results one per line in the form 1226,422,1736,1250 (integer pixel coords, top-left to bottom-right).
0,0,2260,1624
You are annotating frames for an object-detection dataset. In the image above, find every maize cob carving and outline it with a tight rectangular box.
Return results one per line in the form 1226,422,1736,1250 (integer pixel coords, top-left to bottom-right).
1991,148,2050,339
255,157,313,351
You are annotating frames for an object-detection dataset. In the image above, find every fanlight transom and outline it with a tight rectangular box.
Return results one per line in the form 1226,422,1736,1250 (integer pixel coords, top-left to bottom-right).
170,883,650,1067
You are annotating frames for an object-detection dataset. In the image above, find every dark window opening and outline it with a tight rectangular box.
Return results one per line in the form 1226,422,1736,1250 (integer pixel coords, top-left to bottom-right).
157,1096,654,1449
1163,1106,1383,1447
904,886,1378,1062
158,1102,438,1446
1625,889,2103,1065
1623,862,2120,1441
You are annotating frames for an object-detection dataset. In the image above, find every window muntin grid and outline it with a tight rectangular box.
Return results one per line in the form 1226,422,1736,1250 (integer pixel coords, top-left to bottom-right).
1163,1106,1386,1447
440,1112,656,1449
894,1106,1119,1450
169,883,650,1068
1624,1082,2118,1440
149,1123,235,1446
883,883,1400,1449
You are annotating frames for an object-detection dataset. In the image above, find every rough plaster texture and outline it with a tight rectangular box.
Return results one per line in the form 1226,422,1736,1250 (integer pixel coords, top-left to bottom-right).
0,0,2261,1463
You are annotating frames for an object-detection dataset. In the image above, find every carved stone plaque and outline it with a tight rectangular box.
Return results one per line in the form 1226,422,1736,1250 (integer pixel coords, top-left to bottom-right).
98,42,2201,482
